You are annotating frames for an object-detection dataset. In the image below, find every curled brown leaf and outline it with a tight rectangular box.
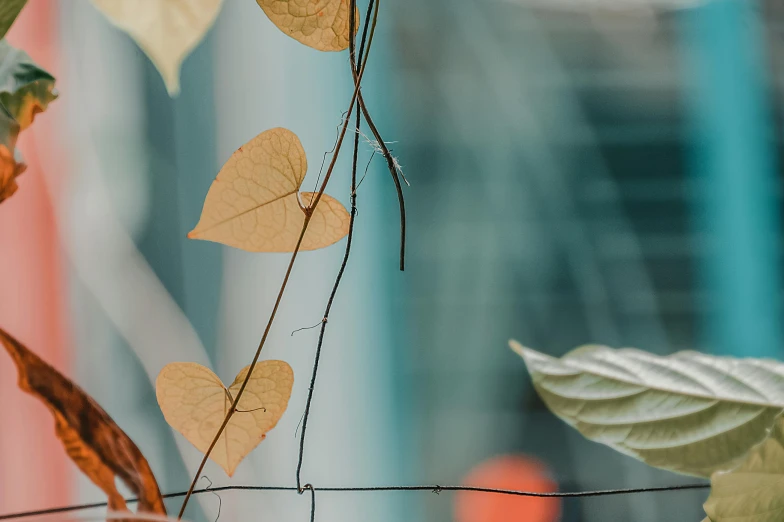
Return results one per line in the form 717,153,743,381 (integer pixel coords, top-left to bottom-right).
0,327,166,515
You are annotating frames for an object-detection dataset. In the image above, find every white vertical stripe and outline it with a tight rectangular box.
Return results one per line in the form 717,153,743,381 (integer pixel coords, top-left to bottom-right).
213,2,397,522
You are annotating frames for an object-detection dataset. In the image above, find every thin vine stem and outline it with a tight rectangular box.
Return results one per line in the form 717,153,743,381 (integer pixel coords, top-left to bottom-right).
294,0,370,492
306,485,316,522
176,4,380,518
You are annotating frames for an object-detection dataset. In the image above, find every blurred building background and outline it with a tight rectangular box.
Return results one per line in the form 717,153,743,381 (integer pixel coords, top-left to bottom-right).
392,1,784,521
0,1,783,521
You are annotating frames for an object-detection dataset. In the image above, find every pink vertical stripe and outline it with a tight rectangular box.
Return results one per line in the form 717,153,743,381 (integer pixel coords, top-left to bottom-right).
0,0,72,513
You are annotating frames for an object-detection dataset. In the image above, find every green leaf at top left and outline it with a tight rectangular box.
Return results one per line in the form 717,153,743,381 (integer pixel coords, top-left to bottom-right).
0,39,56,205
0,0,26,40
0,39,57,130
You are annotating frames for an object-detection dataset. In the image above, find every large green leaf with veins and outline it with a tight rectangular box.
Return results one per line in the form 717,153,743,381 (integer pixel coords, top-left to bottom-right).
510,340,784,477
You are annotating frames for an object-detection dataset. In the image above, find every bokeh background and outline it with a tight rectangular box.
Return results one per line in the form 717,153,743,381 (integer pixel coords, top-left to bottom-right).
1,0,783,521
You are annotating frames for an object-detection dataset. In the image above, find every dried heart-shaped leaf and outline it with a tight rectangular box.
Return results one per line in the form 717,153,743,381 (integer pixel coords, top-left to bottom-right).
156,361,294,476
0,327,166,515
256,0,358,51
0,1,26,39
90,0,223,96
188,127,350,252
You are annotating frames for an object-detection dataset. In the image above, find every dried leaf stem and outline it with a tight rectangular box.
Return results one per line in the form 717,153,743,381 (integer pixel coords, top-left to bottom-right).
176,3,380,518
351,66,406,272
359,101,406,272
346,12,406,271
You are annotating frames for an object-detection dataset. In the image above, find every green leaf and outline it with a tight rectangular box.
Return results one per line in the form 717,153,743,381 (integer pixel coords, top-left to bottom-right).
0,39,55,205
0,103,23,204
704,411,784,522
0,102,18,150
0,0,26,40
510,340,784,477
0,39,56,130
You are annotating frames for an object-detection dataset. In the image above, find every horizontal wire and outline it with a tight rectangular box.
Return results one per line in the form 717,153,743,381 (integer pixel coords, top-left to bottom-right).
0,482,710,521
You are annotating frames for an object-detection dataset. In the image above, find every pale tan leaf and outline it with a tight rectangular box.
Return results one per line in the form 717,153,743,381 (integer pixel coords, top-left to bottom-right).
90,0,223,96
703,412,784,522
256,0,358,51
188,127,350,252
156,361,294,477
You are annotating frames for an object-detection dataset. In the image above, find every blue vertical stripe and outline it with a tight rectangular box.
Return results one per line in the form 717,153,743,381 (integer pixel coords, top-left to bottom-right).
680,0,781,357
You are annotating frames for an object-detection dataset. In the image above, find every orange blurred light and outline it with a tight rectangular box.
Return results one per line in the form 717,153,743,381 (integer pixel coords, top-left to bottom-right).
455,455,561,522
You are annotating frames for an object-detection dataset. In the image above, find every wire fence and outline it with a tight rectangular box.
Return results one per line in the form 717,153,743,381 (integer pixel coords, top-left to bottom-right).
0,482,712,522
